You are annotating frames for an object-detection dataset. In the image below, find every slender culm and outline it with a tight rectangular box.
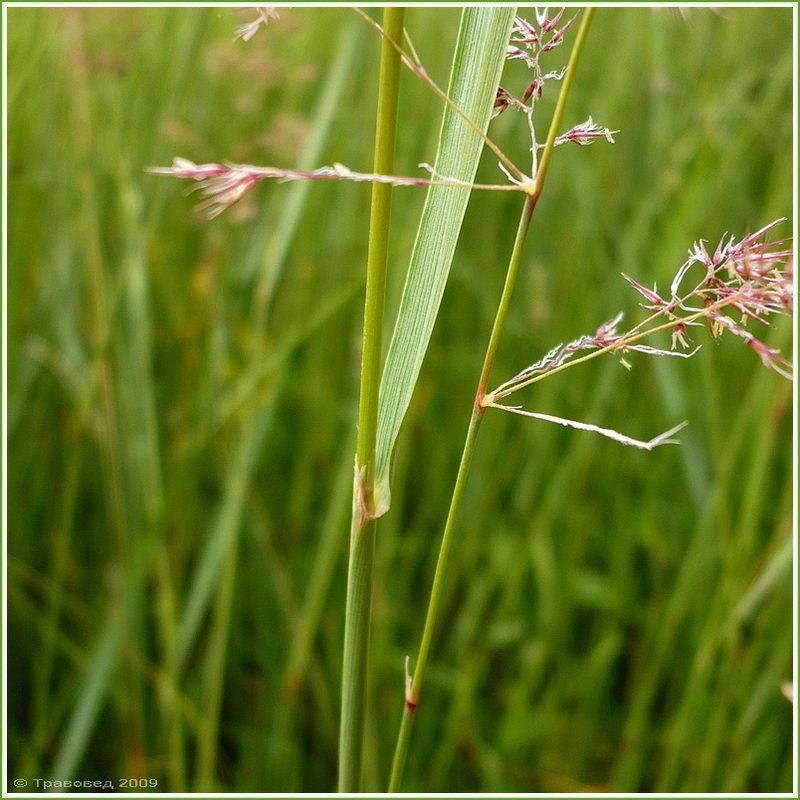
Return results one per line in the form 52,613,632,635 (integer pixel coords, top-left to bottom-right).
337,7,404,792
389,9,596,790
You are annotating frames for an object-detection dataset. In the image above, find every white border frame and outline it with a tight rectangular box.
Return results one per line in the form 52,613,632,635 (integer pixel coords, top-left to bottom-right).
1,3,796,798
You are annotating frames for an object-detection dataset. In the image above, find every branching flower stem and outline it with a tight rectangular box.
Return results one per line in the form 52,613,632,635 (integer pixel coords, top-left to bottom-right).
489,293,750,401
387,9,595,791
338,7,404,792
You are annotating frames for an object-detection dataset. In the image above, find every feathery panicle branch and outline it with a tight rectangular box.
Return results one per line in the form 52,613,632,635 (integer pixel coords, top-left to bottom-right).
234,6,279,42
490,218,793,402
486,404,689,451
484,219,792,445
149,7,618,219
146,159,523,219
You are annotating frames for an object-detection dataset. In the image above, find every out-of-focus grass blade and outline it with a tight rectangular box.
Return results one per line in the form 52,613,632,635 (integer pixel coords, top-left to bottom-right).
176,283,360,665
245,21,362,328
175,23,360,665
374,7,514,508
728,535,792,630
49,542,152,781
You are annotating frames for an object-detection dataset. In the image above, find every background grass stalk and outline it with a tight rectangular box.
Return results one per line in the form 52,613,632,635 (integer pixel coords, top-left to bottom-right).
338,7,404,792
388,10,595,791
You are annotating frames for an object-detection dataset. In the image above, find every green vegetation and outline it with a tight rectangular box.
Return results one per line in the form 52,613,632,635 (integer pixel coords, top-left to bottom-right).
339,7,404,791
7,6,793,793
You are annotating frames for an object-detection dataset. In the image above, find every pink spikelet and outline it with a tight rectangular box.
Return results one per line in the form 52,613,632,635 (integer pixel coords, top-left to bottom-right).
147,159,261,219
235,6,280,42
147,158,521,219
486,219,793,448
553,116,619,147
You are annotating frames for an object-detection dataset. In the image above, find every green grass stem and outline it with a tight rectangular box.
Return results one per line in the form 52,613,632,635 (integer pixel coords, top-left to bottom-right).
338,7,405,792
389,10,595,790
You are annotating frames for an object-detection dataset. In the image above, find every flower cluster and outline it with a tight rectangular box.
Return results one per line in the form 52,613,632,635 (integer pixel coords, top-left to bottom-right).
628,218,793,377
148,159,262,219
235,6,279,42
506,9,576,72
483,220,793,449
150,7,618,216
494,9,617,167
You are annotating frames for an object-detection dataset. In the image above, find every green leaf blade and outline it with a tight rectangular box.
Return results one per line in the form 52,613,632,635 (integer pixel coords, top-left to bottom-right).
375,7,515,508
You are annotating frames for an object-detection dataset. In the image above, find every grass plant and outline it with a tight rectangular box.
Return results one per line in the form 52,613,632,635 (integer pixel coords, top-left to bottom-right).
337,8,404,790
6,5,794,794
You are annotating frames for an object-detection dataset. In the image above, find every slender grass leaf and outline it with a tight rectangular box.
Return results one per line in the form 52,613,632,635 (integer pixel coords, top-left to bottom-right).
375,7,515,509
728,535,792,630
49,541,152,781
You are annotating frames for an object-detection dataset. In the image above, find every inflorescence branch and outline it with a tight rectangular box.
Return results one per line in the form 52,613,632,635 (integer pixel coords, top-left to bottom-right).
498,10,617,173
150,7,793,453
149,7,616,217
482,218,793,449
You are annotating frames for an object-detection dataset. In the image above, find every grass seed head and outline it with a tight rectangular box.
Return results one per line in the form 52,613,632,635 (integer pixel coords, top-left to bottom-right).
235,6,280,42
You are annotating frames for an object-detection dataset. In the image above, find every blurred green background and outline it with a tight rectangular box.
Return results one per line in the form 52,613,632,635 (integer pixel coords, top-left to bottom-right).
7,5,794,794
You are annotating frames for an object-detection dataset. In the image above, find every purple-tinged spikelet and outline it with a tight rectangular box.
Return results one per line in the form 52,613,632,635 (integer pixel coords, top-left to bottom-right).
485,219,793,447
553,116,619,147
235,6,280,42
